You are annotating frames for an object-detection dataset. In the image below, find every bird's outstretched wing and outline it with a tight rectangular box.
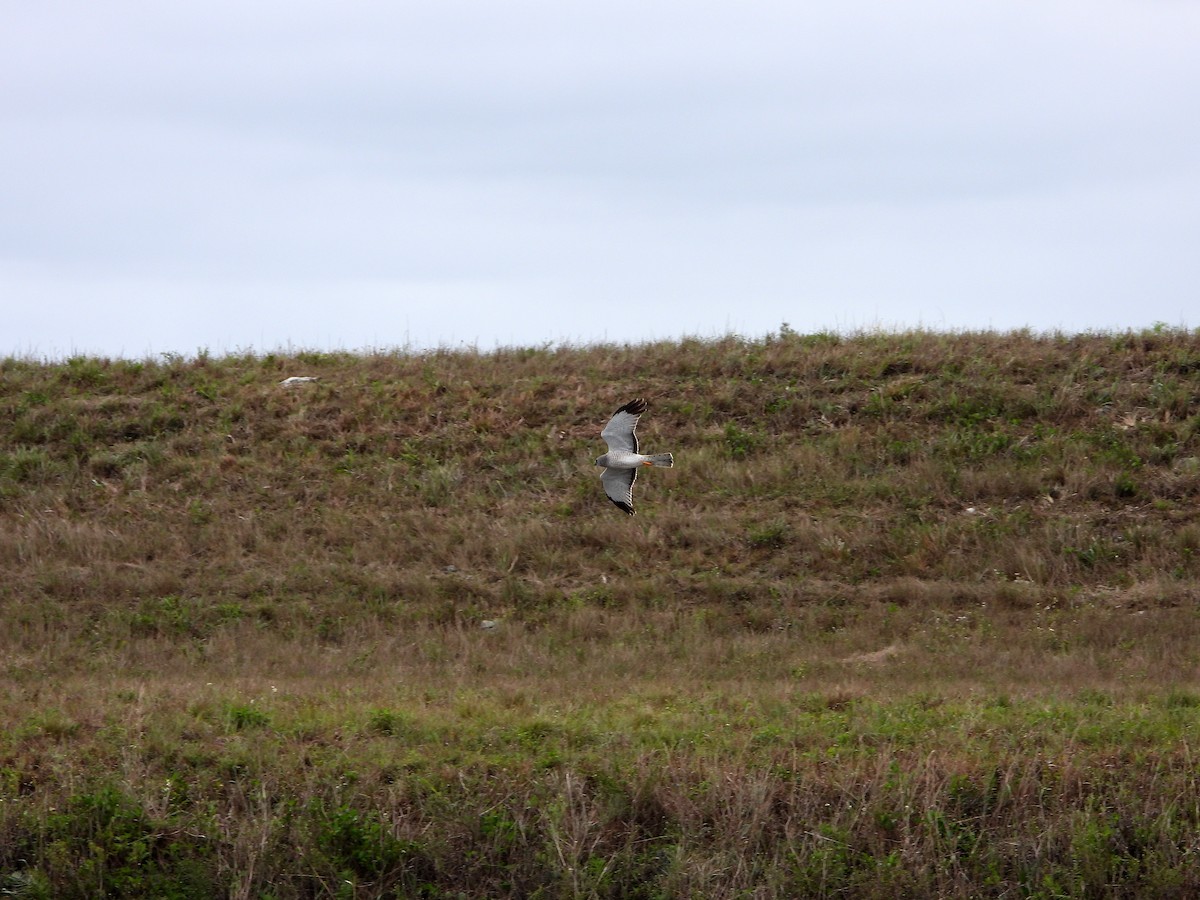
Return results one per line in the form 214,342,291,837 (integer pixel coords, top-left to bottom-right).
601,398,645,453
601,466,637,515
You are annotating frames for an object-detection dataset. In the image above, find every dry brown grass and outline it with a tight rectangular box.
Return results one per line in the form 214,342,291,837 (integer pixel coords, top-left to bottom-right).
3,328,1200,895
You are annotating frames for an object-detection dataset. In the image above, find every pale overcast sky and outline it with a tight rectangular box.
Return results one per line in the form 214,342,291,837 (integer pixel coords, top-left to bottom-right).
3,1,1198,359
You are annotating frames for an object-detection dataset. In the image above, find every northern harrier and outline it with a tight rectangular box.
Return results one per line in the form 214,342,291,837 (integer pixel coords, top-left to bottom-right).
594,398,674,515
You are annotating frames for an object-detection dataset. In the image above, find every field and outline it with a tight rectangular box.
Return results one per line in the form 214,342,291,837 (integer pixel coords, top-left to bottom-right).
3,327,1200,898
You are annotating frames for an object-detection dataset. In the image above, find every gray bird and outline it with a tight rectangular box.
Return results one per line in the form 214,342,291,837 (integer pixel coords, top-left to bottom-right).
594,398,674,515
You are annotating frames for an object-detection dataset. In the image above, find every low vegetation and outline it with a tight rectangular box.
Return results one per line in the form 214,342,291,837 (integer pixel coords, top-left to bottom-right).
2,327,1200,897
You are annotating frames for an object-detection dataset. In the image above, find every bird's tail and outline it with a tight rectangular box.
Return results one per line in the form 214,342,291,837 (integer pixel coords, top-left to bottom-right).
645,453,674,468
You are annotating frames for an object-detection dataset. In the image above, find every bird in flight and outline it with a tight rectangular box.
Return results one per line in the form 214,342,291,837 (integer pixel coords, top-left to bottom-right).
594,398,674,515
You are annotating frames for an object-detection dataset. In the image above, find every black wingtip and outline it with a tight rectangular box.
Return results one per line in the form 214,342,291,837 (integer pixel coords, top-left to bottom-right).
616,398,647,416
609,498,635,515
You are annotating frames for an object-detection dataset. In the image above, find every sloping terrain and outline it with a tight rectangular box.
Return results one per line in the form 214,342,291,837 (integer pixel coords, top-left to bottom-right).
2,328,1199,897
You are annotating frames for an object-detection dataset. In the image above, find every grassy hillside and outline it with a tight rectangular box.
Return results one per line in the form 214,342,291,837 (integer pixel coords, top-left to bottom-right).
2,328,1200,897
